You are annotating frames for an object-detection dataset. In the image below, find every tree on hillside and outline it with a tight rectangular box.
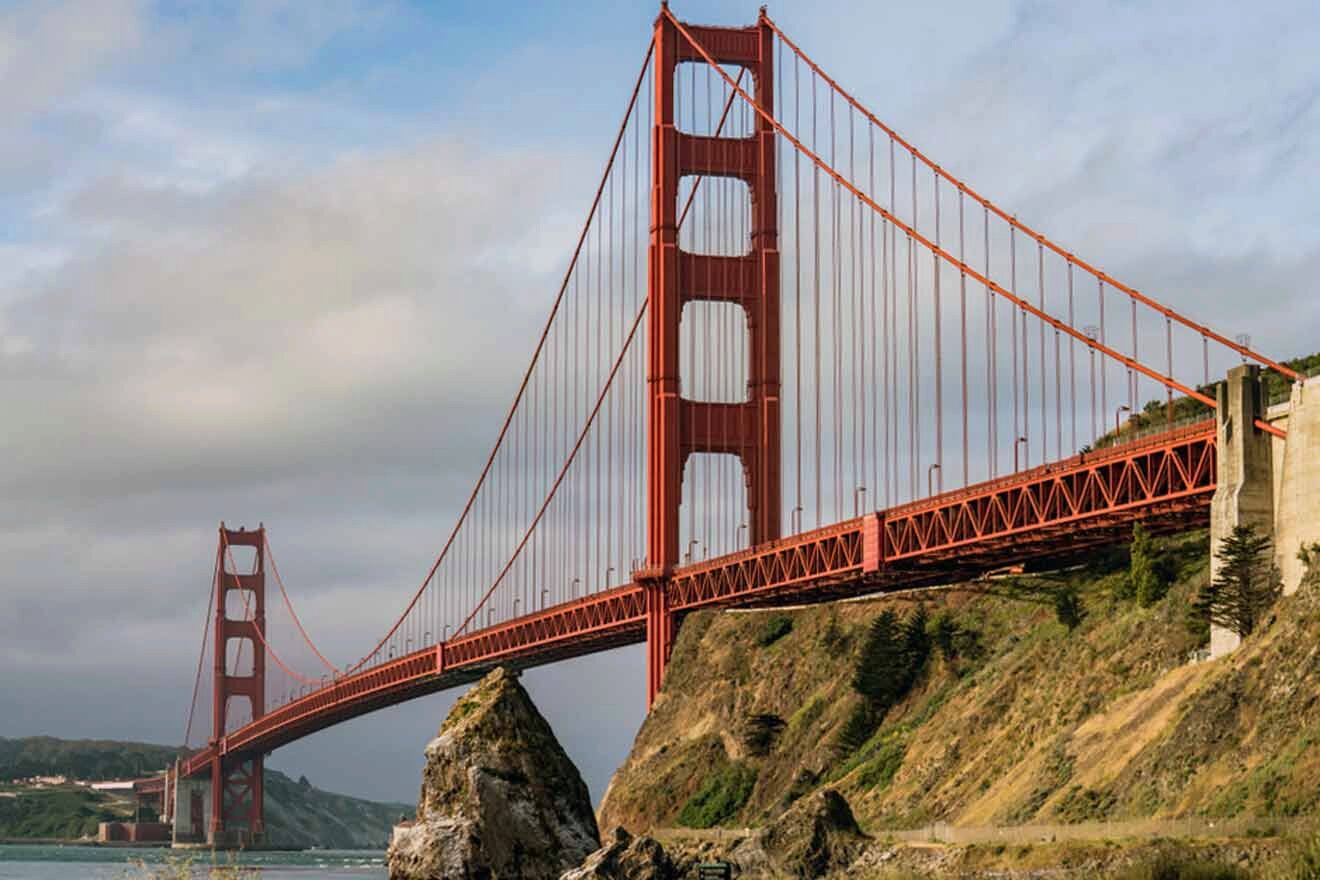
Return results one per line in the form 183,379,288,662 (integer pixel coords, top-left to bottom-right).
851,610,905,707
1054,586,1085,630
1193,524,1282,638
902,605,931,687
1129,522,1168,606
930,611,959,660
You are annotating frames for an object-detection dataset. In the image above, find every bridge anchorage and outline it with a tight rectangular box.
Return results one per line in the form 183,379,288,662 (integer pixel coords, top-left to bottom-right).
143,6,1317,848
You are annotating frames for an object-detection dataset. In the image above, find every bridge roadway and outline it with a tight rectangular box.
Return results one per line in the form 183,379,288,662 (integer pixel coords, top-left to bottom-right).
178,418,1216,779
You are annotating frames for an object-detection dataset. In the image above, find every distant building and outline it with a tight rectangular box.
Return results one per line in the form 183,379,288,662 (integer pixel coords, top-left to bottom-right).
91,781,136,792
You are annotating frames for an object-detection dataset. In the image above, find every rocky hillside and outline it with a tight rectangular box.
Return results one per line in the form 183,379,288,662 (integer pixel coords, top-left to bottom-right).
600,530,1320,833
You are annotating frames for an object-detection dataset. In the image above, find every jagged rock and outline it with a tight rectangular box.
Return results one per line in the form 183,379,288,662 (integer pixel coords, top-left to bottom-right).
759,789,868,878
387,667,600,880
559,827,679,880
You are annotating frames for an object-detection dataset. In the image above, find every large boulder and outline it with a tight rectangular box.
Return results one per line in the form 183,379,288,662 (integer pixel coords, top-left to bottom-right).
387,667,600,879
560,827,679,880
754,789,868,878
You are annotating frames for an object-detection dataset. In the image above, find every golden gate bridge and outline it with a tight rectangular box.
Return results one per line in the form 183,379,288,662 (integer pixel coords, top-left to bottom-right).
131,6,1305,845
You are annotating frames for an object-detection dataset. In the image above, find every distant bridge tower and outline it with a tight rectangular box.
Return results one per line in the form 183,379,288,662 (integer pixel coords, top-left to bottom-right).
644,9,780,705
211,524,267,846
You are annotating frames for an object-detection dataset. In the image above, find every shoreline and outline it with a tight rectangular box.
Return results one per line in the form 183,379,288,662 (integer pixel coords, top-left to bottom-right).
0,838,313,852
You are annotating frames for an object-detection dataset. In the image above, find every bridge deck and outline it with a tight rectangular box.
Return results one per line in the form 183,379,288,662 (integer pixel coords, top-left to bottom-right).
181,420,1215,777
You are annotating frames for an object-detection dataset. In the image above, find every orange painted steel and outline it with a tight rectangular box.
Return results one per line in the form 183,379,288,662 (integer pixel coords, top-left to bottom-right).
211,526,266,843
646,10,781,704
177,422,1215,784
179,584,647,779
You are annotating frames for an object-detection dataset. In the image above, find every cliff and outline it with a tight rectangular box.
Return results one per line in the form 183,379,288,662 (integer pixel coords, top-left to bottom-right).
600,530,1320,834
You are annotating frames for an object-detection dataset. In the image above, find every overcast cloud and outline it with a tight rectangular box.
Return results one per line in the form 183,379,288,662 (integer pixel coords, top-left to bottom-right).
1,0,1317,805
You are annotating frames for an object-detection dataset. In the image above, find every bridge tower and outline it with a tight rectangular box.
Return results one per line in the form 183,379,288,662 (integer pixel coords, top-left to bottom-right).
645,8,780,705
210,524,267,846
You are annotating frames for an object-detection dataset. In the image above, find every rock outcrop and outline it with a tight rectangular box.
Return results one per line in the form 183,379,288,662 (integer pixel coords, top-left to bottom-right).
560,827,679,880
387,667,600,880
759,789,867,877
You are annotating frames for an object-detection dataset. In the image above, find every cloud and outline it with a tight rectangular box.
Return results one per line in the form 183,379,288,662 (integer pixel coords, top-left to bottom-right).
0,0,146,119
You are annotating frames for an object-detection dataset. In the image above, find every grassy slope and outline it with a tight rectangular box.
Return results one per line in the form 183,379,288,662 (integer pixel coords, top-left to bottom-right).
599,531,1320,833
0,787,131,839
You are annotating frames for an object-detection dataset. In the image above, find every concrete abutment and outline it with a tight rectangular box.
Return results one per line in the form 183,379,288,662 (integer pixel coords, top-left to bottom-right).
1209,364,1320,657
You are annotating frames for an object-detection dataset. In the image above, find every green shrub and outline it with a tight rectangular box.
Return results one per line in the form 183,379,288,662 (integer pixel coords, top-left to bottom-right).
1131,523,1170,606
757,614,794,647
1055,585,1086,630
930,611,959,659
853,737,907,791
832,700,876,758
675,763,758,828
789,695,827,731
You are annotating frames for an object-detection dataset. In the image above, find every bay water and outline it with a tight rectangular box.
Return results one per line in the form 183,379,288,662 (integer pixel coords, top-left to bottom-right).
0,845,385,879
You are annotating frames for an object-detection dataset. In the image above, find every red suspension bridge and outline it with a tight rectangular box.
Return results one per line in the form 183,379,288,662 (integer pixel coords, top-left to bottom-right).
143,7,1303,845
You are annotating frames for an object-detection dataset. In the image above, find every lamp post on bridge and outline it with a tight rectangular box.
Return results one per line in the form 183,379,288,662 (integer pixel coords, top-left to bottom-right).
927,464,941,498
1013,437,1029,473
1115,404,1131,437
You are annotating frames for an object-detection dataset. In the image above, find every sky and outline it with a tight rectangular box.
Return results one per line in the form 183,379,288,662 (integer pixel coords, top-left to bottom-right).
1,0,1318,807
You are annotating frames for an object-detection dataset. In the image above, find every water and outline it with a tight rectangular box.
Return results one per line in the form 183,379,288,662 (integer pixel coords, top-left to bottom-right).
0,846,386,879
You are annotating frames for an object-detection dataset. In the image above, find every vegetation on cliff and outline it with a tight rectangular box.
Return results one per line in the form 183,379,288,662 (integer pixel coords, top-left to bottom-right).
600,529,1320,835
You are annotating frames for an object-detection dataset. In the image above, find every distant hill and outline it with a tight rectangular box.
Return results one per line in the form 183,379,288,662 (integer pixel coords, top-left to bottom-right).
0,736,185,782
0,736,410,849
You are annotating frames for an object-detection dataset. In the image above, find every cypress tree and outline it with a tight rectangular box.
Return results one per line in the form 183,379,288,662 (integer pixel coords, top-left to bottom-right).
852,610,904,706
901,605,931,690
1193,524,1282,638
